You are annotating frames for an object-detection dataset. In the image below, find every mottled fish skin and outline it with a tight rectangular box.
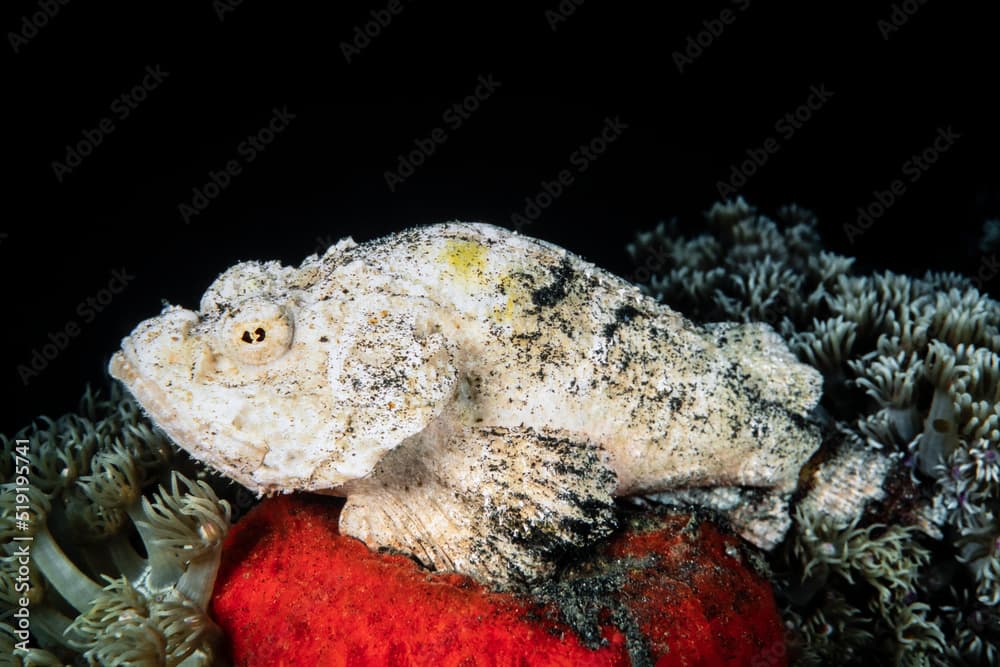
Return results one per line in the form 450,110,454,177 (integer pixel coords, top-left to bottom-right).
110,222,823,586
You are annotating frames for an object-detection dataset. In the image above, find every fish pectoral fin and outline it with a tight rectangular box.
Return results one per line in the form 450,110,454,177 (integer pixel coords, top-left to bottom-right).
339,424,619,590
331,304,460,458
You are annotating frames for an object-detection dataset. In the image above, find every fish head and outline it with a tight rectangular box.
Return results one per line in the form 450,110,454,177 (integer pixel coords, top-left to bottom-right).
110,250,458,495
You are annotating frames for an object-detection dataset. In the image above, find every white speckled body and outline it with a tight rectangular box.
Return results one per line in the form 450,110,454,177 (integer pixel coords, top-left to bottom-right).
110,222,823,586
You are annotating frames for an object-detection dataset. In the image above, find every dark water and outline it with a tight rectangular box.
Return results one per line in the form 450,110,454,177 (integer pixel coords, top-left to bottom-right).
5,1,997,436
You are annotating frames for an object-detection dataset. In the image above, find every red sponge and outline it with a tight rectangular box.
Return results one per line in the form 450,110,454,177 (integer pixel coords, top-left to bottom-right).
211,495,786,666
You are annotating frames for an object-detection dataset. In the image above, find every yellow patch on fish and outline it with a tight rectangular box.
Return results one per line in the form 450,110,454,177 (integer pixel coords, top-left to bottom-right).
440,239,487,282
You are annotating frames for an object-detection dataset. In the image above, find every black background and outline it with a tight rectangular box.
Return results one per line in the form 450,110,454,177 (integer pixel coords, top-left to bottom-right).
5,0,998,434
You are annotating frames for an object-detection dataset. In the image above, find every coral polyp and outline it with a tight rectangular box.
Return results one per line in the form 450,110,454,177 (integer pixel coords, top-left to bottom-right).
1,386,231,666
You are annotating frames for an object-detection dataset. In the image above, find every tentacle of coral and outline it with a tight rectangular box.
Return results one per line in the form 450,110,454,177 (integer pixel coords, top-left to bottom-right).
918,387,959,476
28,605,74,651
105,531,150,585
130,472,230,600
31,524,103,614
125,499,183,592
177,542,224,611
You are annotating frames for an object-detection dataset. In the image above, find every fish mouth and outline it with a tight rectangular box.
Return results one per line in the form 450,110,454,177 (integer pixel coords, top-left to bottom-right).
110,330,271,492
109,341,183,435
108,305,203,438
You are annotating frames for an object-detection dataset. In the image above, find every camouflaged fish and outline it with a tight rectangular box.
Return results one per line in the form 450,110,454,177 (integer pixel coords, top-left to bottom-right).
109,222,823,587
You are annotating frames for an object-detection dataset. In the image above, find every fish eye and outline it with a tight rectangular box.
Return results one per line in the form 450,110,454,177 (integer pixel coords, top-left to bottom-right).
221,298,294,365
